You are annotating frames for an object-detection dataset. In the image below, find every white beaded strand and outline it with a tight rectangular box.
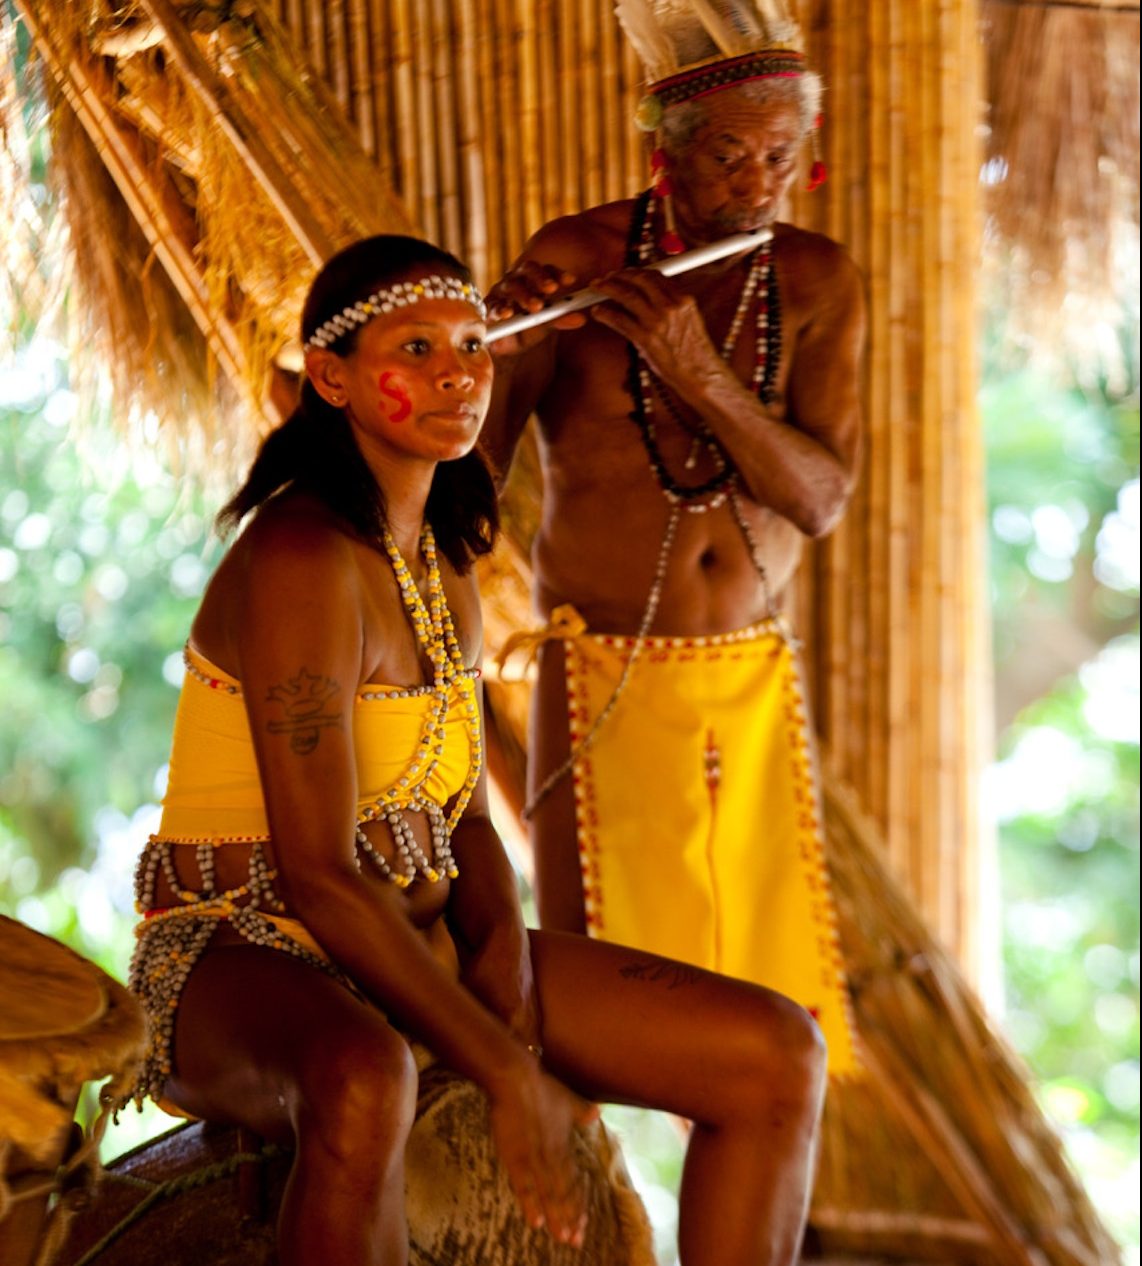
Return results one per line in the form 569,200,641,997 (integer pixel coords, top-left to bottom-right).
357,525,482,885
304,275,488,352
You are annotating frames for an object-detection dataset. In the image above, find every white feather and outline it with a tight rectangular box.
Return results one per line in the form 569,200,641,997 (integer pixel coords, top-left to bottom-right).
614,0,679,80
753,0,803,47
688,0,748,56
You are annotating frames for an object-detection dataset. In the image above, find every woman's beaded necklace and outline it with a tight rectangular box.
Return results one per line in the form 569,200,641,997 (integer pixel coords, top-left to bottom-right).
354,524,483,888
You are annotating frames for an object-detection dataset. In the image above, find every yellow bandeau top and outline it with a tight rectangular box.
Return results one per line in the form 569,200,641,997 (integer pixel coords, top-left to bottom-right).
157,645,480,844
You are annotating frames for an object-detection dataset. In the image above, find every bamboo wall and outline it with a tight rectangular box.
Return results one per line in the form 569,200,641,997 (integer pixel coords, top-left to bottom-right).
258,0,989,971
793,2,990,974
264,0,649,285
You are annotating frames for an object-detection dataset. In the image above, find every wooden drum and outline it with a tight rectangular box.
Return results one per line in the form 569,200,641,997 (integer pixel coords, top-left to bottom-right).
58,1061,655,1265
0,916,146,1266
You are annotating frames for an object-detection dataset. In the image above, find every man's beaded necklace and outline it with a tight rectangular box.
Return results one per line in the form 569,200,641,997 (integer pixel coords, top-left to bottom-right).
625,187,782,513
621,186,781,620
523,190,787,818
353,524,483,887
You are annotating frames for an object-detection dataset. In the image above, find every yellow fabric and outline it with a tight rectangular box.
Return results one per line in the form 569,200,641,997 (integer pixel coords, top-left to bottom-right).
495,603,588,679
562,619,860,1077
259,912,330,961
158,645,478,842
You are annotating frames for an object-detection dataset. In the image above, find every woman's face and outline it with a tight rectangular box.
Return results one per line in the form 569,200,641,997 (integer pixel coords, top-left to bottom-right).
310,286,493,467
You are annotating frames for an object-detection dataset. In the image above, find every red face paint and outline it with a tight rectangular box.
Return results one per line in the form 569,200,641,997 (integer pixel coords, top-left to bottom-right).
378,371,412,423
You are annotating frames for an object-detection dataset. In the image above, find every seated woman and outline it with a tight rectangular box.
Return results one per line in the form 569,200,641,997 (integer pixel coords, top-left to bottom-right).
124,235,826,1266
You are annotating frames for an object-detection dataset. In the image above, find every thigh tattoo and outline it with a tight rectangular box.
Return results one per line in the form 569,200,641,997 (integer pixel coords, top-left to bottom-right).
618,959,703,989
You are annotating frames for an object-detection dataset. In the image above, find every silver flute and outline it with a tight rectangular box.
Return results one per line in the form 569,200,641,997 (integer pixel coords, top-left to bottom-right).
483,227,774,344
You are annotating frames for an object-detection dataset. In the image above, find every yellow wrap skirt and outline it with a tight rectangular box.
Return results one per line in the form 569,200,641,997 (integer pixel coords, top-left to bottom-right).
556,615,860,1076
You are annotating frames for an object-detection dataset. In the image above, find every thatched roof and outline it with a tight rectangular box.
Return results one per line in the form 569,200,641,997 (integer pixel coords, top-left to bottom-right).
981,0,1140,356
0,2,1130,1264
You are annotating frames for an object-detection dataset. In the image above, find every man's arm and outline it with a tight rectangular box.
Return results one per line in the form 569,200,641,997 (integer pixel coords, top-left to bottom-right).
483,332,557,489
589,234,866,537
482,214,611,488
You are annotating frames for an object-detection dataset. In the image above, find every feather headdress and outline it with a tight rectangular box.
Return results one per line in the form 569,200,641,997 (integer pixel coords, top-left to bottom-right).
614,0,827,253
615,0,821,131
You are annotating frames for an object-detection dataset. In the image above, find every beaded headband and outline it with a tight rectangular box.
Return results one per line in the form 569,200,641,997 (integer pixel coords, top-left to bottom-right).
304,275,488,353
639,48,811,123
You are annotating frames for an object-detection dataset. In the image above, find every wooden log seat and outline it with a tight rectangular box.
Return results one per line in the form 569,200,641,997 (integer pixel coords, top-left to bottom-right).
58,1060,656,1266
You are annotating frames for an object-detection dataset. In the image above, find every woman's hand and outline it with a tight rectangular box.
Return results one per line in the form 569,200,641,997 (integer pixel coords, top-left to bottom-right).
487,1053,599,1247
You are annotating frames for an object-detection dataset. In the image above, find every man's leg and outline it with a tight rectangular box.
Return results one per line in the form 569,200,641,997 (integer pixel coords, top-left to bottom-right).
531,928,827,1266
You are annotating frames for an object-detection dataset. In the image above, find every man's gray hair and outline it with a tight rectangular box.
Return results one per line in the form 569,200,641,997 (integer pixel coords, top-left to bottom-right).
660,74,823,156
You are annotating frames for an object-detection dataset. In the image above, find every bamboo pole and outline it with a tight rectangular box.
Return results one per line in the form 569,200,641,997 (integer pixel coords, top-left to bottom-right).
454,0,488,283
916,0,943,924
135,0,334,267
475,0,503,277
537,0,560,221
390,0,419,217
557,0,581,215
883,0,914,912
516,0,542,238
368,0,392,181
305,0,328,80
493,0,523,253
579,0,602,210
411,0,440,241
430,0,461,253
598,0,622,203
348,0,377,159
327,0,352,114
955,6,990,981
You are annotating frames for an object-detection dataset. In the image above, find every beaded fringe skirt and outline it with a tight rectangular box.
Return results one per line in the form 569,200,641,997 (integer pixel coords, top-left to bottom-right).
122,909,334,1109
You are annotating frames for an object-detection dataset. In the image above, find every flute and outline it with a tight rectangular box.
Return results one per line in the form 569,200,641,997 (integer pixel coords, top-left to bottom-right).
483,227,774,344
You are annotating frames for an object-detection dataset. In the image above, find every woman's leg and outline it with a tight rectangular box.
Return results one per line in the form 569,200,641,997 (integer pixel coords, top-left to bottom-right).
167,943,418,1266
530,929,827,1266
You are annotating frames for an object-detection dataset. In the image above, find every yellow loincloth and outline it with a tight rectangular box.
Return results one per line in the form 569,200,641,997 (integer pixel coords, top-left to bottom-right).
558,615,860,1077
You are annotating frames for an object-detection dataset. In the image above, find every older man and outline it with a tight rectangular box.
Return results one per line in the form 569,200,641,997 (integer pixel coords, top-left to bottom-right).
484,12,865,1074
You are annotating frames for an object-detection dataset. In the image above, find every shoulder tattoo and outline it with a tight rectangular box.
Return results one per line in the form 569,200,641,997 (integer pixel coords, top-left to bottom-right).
265,668,343,755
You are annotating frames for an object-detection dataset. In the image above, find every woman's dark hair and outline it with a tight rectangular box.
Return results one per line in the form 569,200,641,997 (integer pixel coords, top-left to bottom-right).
217,235,498,574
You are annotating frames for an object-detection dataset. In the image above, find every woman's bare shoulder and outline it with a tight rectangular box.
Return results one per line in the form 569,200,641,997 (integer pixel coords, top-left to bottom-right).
195,493,361,653
230,490,358,573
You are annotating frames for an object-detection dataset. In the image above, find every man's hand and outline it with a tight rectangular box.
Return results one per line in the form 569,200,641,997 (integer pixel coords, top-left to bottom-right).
588,268,729,397
485,261,586,357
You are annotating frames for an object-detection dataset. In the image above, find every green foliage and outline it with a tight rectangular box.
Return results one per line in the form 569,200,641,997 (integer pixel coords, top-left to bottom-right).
984,372,1139,645
982,348,1140,1254
0,347,220,973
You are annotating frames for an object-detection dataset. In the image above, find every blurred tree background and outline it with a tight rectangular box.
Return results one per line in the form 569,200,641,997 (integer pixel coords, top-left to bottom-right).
1,25,1138,1266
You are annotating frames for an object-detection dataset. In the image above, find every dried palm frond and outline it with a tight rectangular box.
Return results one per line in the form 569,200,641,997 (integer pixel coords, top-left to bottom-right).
982,0,1140,366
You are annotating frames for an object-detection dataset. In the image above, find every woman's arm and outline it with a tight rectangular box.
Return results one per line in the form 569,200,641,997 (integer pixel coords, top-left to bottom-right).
233,514,523,1085
232,514,591,1241
447,679,541,1050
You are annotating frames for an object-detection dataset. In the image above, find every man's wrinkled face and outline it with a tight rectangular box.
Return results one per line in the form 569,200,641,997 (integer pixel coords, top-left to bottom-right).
668,90,803,240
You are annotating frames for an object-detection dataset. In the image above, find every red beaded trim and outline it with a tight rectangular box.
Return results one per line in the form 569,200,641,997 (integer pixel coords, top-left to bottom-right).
650,50,807,109
778,648,862,1075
